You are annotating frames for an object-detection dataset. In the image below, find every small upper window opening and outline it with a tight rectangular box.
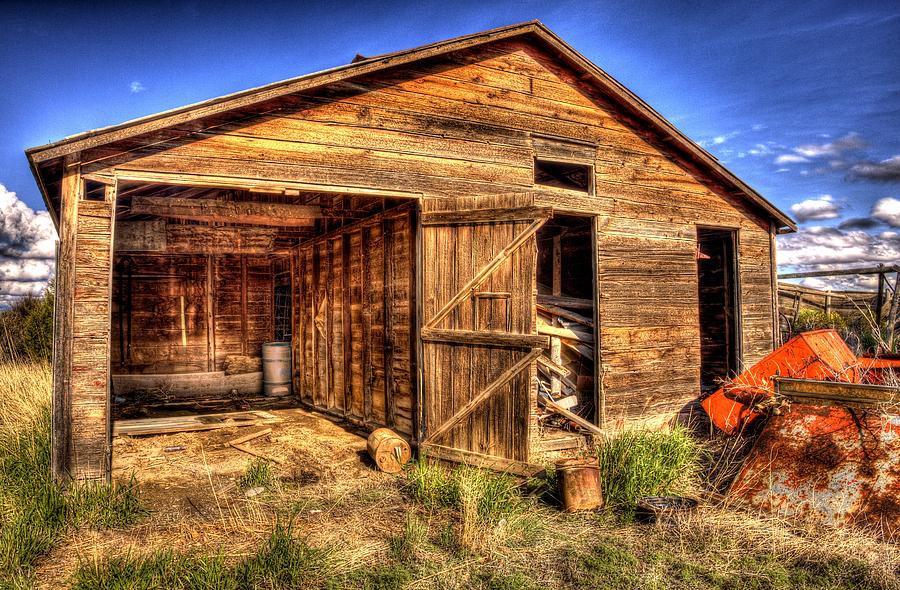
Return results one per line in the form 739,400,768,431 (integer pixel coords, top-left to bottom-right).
534,159,592,193
83,180,107,202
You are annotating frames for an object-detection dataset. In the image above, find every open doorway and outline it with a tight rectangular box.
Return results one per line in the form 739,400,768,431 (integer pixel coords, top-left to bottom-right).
697,227,740,391
108,184,416,433
536,214,598,428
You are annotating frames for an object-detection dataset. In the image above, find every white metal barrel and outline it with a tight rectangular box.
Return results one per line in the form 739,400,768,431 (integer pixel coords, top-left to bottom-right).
262,342,291,396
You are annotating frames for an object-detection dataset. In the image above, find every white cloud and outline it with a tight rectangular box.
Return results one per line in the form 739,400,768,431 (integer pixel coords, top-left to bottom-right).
777,225,900,289
871,197,900,227
775,154,810,165
793,132,866,158
129,80,146,93
790,194,841,222
0,185,56,307
698,130,740,148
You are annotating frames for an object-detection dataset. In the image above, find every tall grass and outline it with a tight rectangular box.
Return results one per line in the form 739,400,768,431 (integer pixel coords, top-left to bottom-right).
0,363,146,582
71,523,338,590
596,426,703,518
404,459,539,552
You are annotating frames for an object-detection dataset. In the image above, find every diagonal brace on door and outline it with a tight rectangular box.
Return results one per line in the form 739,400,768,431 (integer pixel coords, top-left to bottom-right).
423,347,543,445
424,217,548,329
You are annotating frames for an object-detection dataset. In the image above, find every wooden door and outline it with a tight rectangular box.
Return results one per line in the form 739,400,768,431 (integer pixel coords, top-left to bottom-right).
420,194,549,471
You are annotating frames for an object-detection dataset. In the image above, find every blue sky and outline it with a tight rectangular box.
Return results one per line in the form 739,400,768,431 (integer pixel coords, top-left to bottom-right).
1,0,899,300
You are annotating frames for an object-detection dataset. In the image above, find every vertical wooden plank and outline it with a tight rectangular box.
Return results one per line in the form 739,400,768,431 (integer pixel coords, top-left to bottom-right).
330,237,345,412
51,155,80,481
367,223,387,425
349,230,364,419
413,205,426,443
314,243,327,409
361,228,372,422
324,240,335,410
292,248,302,399
206,255,215,372
591,215,604,429
383,219,396,428
240,255,248,355
550,234,562,396
342,233,353,415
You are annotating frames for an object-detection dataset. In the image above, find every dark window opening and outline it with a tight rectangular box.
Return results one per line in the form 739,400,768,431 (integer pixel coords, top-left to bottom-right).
84,180,107,202
274,284,291,342
697,228,740,391
534,159,592,192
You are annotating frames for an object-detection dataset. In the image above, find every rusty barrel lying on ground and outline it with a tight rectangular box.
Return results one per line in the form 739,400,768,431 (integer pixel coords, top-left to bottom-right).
556,457,602,511
367,428,412,473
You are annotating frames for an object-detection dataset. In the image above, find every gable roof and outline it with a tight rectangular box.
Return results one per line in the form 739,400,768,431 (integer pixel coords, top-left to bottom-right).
25,20,795,231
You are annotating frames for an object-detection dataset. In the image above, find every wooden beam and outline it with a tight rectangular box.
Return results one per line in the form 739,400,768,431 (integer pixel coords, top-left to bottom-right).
778,265,900,279
131,195,321,227
537,303,593,328
114,220,280,254
424,347,542,444
421,207,552,225
537,293,593,310
421,327,549,349
92,169,423,199
540,397,606,437
51,155,80,482
538,323,594,344
551,235,562,397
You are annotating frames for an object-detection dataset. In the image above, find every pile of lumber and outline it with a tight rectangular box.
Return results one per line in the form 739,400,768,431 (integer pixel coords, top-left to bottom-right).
535,292,599,435
224,355,262,375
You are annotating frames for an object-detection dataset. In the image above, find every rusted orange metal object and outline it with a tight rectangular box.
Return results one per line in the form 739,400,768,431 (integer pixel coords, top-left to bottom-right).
701,330,859,434
859,355,900,385
730,399,900,538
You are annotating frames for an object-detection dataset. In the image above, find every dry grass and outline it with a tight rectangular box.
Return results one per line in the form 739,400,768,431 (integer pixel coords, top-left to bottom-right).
1,362,898,589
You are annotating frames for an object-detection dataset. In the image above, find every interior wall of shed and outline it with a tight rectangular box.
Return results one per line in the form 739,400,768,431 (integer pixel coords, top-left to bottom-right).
111,253,282,375
293,205,417,437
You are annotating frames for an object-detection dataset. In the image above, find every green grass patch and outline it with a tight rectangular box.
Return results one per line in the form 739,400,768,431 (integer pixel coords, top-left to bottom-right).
0,364,146,582
238,457,277,493
596,426,702,519
405,459,523,522
72,522,335,590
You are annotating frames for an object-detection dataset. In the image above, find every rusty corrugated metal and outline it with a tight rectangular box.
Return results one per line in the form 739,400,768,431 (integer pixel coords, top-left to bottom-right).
730,390,900,538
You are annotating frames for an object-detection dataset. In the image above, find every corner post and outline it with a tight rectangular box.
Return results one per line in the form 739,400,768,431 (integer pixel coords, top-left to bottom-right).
53,164,118,482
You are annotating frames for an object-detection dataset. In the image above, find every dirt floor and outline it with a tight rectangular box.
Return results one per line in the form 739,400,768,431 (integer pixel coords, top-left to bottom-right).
35,407,405,588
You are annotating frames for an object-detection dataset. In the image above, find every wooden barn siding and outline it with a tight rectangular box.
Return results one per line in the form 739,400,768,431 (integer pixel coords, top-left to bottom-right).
293,207,415,435
111,254,275,374
84,38,775,424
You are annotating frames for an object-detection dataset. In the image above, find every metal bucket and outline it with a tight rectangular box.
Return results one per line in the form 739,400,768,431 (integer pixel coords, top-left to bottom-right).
556,457,602,512
367,428,412,473
262,342,291,397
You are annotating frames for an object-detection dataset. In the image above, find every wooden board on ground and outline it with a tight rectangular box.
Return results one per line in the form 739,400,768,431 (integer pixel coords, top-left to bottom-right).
114,410,282,436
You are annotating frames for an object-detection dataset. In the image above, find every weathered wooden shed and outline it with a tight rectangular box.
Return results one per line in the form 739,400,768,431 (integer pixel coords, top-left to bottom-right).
26,21,795,481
